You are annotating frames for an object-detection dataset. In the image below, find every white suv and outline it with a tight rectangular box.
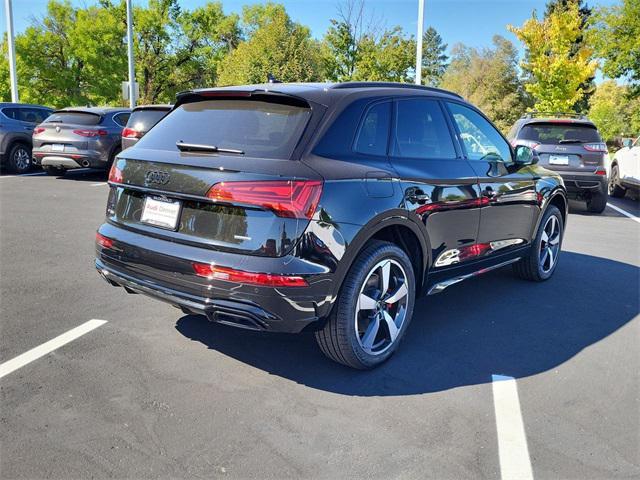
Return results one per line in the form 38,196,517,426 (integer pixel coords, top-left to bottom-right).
609,136,640,198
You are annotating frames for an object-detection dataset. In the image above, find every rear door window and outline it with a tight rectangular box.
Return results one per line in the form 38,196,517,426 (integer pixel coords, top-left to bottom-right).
126,109,169,132
354,102,391,156
391,98,456,160
136,99,311,159
520,122,601,144
113,112,130,127
44,112,101,125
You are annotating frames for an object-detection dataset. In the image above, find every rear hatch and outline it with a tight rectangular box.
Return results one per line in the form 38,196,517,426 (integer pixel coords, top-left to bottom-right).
518,121,607,172
107,91,324,257
33,110,104,155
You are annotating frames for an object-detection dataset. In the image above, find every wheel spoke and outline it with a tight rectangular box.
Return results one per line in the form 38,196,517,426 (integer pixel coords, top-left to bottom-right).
361,316,380,350
382,311,399,342
549,216,557,236
357,293,377,312
540,248,549,267
541,230,549,244
549,233,560,246
385,282,408,305
547,247,555,268
379,261,391,296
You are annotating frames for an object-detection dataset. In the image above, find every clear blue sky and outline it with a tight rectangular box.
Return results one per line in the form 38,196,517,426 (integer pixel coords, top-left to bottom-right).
1,0,620,58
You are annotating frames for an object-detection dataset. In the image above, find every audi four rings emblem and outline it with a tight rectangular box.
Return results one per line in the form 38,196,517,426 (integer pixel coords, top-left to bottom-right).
145,171,170,185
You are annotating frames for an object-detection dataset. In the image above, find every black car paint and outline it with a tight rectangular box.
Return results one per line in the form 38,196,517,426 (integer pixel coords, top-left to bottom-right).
96,83,567,333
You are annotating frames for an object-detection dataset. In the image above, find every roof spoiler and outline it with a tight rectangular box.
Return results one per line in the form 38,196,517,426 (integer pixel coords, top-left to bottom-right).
174,88,311,109
521,111,589,121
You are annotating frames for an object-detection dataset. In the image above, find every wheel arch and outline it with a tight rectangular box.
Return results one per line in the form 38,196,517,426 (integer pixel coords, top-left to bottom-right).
327,213,431,308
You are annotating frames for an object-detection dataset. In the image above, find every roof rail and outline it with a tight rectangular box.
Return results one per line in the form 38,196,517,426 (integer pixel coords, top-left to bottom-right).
521,111,589,120
331,82,463,99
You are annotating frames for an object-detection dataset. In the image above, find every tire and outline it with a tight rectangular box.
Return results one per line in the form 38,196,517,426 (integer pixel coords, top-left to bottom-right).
608,165,626,198
315,240,416,369
586,191,607,214
513,205,563,282
7,143,32,174
43,165,66,177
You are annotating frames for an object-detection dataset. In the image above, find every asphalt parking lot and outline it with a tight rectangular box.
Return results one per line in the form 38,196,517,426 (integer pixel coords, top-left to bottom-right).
1,169,639,479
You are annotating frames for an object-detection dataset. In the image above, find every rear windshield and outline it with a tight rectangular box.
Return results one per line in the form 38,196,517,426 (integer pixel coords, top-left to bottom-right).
44,111,101,126
135,99,311,159
126,109,169,132
520,122,601,144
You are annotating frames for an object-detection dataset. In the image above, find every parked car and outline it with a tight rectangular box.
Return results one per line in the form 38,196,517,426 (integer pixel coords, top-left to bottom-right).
32,107,131,176
508,112,608,213
0,103,53,173
96,82,567,369
121,104,172,150
609,136,639,198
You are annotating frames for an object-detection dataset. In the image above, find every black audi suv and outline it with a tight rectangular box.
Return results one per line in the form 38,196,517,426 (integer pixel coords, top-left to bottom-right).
95,82,567,369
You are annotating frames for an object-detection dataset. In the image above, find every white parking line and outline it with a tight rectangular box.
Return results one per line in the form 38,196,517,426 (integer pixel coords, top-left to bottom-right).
0,319,107,379
606,202,640,224
0,172,46,179
492,375,534,480
90,182,107,187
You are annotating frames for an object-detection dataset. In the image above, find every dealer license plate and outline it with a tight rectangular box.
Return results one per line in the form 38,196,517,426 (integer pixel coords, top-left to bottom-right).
140,196,182,230
548,155,569,165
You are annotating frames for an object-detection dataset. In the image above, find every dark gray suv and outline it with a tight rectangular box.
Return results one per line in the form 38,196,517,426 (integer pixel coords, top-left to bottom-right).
508,113,608,213
32,107,130,176
0,103,53,173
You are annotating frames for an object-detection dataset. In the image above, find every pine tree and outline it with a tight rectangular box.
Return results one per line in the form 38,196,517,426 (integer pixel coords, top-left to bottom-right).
421,26,448,86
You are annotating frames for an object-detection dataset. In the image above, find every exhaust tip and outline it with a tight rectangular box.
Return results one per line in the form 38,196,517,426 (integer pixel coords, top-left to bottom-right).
81,160,90,167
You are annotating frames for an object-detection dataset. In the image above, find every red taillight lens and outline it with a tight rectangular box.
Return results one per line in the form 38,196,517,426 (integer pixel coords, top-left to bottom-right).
122,127,142,138
206,180,323,219
108,162,123,183
583,142,608,153
33,127,45,135
73,129,108,137
191,263,308,287
595,167,607,175
96,232,113,249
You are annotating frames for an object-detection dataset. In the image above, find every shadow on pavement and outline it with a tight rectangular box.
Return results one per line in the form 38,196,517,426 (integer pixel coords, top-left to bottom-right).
175,251,639,396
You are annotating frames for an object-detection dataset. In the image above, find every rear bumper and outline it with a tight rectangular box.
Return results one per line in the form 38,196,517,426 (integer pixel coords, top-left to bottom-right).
555,171,607,197
95,223,331,333
33,149,110,169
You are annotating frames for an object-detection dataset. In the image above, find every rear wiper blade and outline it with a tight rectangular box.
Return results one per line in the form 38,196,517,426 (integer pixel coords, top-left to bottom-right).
558,139,583,144
176,141,244,155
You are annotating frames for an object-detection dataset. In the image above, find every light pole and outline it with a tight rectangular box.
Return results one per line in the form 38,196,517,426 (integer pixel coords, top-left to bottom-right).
4,0,19,102
125,0,136,108
415,0,425,85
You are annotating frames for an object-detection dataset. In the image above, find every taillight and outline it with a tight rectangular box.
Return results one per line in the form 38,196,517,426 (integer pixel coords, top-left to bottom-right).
108,162,123,183
96,232,113,249
583,142,608,153
73,129,108,137
33,127,45,135
206,180,323,219
122,127,142,138
191,263,308,287
594,167,607,176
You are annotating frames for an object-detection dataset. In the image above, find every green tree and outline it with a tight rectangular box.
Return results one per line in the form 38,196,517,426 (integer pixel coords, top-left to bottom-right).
0,37,11,101
321,0,366,81
421,26,448,86
590,0,640,97
508,1,597,112
353,27,414,82
588,81,640,141
217,4,321,85
441,36,528,133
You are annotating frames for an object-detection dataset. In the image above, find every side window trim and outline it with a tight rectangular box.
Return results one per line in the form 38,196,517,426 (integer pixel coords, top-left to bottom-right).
443,100,515,163
389,96,461,161
351,99,392,158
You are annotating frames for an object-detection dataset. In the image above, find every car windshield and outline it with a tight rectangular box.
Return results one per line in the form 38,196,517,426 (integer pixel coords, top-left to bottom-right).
127,109,169,132
520,122,601,144
44,111,101,125
135,99,311,159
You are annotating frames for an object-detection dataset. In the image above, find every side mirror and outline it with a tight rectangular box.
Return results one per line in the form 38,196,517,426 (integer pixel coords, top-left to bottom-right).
514,144,538,165
623,138,633,148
